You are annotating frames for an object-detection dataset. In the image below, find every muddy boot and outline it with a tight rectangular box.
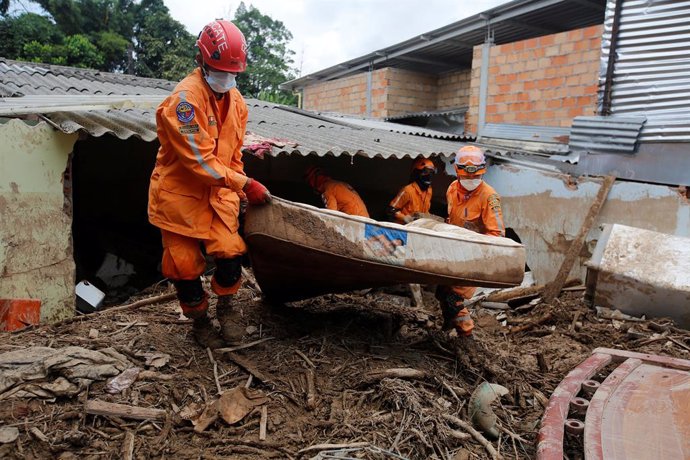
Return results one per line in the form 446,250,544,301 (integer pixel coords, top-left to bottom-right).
191,315,225,350
216,295,244,344
440,293,474,337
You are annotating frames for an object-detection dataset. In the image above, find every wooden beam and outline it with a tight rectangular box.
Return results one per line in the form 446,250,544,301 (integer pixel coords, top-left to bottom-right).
543,175,616,303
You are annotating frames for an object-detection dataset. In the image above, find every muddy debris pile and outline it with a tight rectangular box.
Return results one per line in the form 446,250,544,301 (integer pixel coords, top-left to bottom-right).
1,276,689,459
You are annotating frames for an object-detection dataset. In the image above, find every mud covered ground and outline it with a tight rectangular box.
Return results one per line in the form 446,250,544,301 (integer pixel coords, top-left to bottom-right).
1,276,689,460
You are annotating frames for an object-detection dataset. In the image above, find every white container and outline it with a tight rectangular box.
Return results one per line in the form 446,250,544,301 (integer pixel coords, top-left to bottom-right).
75,280,105,311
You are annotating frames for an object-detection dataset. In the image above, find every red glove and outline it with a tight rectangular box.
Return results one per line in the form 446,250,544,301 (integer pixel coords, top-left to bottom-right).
243,178,272,205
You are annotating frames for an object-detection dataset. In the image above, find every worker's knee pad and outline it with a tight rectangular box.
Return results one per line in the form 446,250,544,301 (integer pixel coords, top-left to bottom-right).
214,257,242,288
173,278,205,305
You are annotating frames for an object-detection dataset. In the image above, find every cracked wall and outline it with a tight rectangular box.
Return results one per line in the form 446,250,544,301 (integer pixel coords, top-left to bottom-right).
0,119,78,323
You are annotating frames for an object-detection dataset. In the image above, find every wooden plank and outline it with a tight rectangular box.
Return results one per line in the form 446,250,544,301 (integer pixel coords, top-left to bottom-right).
84,400,167,421
543,175,615,303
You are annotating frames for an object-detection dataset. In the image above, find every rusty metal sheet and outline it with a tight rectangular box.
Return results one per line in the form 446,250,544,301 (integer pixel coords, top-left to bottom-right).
244,197,525,302
585,223,690,328
538,348,690,460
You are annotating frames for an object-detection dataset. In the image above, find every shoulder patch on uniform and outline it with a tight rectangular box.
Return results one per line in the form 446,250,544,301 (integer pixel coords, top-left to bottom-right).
178,124,200,135
176,101,195,123
488,193,501,210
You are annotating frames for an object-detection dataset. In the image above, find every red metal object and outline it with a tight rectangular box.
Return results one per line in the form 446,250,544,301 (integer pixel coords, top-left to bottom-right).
0,298,41,331
538,348,690,460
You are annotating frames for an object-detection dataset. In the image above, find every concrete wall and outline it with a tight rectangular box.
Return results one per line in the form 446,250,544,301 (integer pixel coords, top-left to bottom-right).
483,162,690,284
0,119,77,323
467,25,602,135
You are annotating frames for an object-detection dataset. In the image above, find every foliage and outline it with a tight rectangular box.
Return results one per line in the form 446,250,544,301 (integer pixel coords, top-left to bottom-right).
0,0,298,97
233,2,297,105
132,0,195,80
21,33,104,68
0,13,63,59
0,0,194,78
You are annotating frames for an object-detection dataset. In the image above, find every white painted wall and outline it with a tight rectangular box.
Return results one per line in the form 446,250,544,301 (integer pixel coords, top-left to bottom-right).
0,119,78,323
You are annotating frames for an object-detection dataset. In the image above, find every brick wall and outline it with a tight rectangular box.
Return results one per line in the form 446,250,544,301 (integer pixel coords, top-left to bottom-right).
466,24,602,135
437,69,472,110
303,68,444,118
384,68,439,117
302,71,373,115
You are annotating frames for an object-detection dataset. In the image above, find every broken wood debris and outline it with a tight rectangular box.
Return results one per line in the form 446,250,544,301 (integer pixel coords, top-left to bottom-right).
543,175,615,303
84,400,167,421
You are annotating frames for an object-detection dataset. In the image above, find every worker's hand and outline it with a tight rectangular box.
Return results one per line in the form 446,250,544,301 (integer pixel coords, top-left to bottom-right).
243,178,272,205
402,215,415,224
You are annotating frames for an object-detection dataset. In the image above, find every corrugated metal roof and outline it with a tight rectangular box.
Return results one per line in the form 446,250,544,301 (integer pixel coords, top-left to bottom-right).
600,0,690,141
282,0,606,89
0,95,465,157
318,113,464,140
569,115,646,154
0,58,175,96
245,100,465,159
385,107,468,120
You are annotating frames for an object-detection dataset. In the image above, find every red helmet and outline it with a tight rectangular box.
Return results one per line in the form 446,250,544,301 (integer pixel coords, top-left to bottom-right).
454,145,486,176
196,20,247,73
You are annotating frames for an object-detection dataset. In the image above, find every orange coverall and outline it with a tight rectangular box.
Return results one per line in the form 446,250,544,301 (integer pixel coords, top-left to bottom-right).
148,68,249,306
321,179,370,218
389,182,432,224
443,180,505,334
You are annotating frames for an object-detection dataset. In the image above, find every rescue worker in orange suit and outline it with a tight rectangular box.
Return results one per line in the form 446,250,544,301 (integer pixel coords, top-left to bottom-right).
436,145,505,337
387,158,436,224
148,20,271,349
304,166,370,218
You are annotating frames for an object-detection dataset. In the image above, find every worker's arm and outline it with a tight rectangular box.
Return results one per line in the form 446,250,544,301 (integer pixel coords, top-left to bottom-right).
482,192,505,237
388,188,412,223
157,91,248,191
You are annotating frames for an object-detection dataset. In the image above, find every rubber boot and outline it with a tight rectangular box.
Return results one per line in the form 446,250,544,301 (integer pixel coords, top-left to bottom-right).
216,295,244,344
179,296,225,350
191,315,225,350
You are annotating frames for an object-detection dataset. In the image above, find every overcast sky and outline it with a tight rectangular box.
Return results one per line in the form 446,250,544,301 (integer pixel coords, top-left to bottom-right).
163,0,506,77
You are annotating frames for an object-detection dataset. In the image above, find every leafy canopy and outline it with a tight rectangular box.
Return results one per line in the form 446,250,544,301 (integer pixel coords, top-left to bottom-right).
233,2,297,105
0,0,299,105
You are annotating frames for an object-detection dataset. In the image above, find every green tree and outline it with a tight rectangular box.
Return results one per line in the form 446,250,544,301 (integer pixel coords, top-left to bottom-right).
21,33,104,68
233,2,297,105
132,0,195,80
0,13,63,58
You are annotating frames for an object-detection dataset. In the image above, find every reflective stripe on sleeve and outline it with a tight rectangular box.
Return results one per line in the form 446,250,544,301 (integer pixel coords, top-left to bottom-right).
179,91,222,180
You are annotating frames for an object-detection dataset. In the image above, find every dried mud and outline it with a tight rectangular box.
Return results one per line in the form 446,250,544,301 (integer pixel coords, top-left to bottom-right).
1,277,689,460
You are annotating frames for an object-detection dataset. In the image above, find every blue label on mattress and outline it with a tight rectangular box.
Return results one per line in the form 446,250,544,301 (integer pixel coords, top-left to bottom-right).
363,224,407,264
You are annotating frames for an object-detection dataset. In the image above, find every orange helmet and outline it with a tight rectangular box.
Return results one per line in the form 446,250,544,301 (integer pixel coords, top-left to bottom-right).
412,158,437,173
304,166,328,189
197,20,247,73
454,146,486,176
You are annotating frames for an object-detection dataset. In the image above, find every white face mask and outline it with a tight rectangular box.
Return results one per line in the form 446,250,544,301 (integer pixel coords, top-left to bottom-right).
204,70,237,93
459,178,482,191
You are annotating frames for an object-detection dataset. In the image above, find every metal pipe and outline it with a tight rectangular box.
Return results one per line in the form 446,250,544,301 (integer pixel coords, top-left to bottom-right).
601,0,624,116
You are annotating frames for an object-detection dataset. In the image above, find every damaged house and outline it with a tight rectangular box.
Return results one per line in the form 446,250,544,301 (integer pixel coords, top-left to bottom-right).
1,0,689,326
1,0,690,458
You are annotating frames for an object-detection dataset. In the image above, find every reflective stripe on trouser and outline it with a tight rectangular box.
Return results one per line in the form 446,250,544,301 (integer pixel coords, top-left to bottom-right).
160,213,247,281
180,295,209,319
452,307,474,336
211,276,241,296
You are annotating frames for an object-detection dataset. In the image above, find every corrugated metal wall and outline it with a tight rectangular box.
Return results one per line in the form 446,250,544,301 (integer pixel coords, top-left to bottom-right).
599,0,690,141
